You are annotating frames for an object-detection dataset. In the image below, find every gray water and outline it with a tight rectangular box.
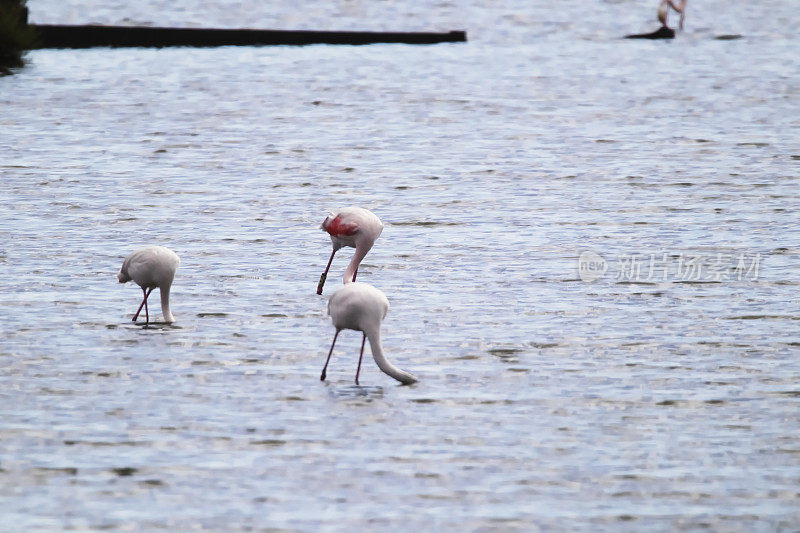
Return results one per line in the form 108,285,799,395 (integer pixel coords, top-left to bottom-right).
1,0,799,530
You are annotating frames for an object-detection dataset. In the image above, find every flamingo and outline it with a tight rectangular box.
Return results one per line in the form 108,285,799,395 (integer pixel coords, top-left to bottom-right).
117,246,180,324
658,0,686,30
321,282,417,385
317,207,383,295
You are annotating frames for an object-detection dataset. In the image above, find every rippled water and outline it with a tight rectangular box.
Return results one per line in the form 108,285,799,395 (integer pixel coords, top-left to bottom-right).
1,0,799,529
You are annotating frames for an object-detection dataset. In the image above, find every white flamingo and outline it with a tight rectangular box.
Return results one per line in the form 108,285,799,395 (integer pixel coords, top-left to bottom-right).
117,246,180,324
321,282,417,385
317,207,383,295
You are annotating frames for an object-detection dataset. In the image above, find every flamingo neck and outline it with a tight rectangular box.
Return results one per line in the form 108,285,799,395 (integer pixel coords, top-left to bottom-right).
160,284,174,323
343,244,369,284
366,330,417,385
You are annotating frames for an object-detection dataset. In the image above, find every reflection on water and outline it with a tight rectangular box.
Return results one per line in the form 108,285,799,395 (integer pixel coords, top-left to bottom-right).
1,0,799,529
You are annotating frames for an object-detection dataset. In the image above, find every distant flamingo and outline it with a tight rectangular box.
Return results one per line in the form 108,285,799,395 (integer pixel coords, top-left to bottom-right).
317,207,383,295
658,0,686,30
321,282,417,385
117,246,180,324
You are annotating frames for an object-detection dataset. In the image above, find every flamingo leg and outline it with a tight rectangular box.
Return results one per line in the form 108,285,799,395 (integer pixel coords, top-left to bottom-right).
317,249,337,295
355,333,366,385
132,287,153,322
320,329,340,381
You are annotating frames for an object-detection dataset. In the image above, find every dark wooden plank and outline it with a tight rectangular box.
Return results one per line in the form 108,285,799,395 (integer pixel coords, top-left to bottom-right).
625,27,675,39
30,25,467,48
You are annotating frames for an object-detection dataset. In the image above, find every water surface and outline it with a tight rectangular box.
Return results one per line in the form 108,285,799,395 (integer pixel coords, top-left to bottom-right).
1,0,799,529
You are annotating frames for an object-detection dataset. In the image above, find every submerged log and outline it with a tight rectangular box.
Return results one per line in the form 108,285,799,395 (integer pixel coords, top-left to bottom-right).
29,24,467,48
625,27,675,40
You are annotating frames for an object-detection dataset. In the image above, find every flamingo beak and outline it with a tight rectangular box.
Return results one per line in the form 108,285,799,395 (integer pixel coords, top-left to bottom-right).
317,272,327,295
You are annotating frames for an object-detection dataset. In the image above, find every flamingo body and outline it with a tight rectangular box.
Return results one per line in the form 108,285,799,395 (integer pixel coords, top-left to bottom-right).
317,207,383,294
118,246,180,324
321,282,417,385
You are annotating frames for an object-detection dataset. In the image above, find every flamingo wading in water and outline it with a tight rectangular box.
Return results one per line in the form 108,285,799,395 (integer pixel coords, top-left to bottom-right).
658,0,686,30
317,207,383,295
117,246,180,324
322,282,417,385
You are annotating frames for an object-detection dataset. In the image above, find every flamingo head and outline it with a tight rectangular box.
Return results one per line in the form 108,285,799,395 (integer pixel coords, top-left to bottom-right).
320,212,337,230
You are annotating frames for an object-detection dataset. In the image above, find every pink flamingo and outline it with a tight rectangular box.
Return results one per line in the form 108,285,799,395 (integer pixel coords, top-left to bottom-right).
658,0,687,30
117,246,180,324
321,282,417,385
317,207,383,295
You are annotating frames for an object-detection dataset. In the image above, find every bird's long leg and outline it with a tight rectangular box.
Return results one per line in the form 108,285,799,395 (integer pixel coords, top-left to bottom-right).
132,287,153,322
320,330,339,381
317,249,337,295
144,290,150,324
355,333,366,385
